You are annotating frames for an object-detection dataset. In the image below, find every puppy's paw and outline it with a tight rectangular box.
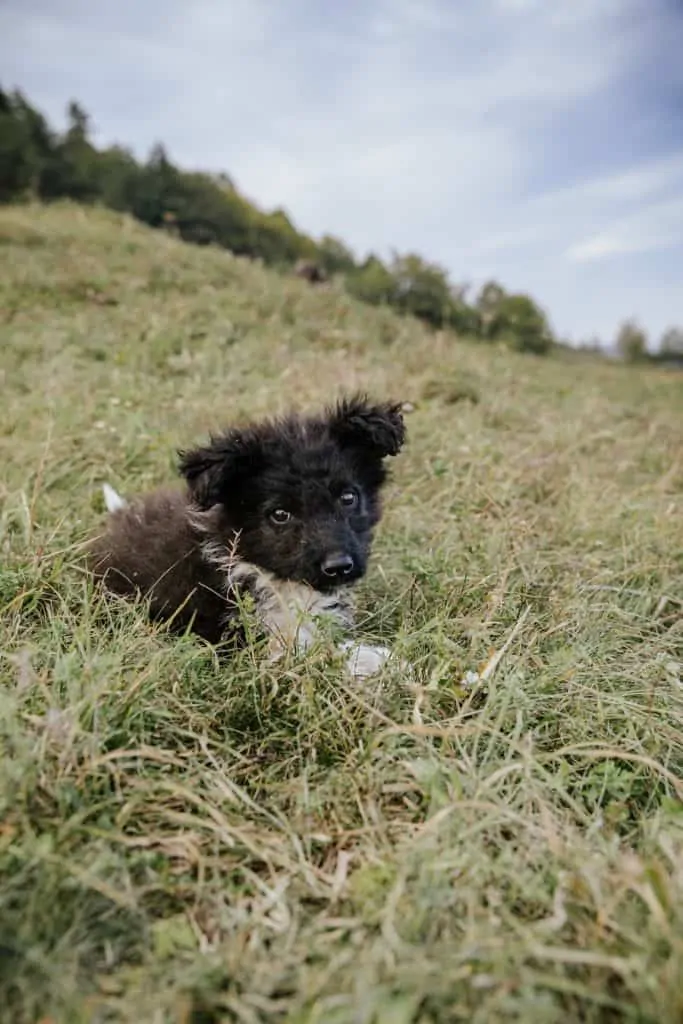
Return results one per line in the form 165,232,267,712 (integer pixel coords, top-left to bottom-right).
340,641,393,680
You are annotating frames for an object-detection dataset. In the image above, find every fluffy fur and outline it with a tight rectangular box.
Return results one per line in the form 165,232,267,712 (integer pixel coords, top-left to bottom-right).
87,395,406,678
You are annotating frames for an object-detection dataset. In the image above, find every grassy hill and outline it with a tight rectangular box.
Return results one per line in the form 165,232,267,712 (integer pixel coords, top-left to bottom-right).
1,203,682,1024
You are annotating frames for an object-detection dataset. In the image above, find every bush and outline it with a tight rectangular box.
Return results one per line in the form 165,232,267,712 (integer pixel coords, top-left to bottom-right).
659,326,683,357
615,319,648,363
346,255,397,306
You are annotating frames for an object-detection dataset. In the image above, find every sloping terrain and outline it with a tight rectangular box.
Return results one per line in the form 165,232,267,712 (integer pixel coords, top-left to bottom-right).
1,203,682,1024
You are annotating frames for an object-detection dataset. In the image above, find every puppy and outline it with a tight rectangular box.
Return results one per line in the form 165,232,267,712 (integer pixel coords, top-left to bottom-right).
88,395,406,679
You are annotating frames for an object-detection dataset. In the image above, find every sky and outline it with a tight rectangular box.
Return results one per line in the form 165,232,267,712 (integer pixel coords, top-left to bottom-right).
2,0,683,346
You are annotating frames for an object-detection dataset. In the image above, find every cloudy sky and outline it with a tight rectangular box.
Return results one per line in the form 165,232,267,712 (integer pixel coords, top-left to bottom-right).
3,0,683,345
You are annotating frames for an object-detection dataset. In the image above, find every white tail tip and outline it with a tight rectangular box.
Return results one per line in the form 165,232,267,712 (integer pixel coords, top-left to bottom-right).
102,482,127,513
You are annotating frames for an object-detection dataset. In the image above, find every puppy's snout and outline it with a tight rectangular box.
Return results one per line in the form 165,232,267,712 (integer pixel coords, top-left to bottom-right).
321,553,354,579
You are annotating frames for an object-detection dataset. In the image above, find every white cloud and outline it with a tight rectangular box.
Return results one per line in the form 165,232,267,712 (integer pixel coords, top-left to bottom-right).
539,155,683,208
477,155,683,257
567,233,667,262
566,197,683,262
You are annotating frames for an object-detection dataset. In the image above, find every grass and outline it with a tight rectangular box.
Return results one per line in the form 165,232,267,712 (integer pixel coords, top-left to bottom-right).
1,201,682,1024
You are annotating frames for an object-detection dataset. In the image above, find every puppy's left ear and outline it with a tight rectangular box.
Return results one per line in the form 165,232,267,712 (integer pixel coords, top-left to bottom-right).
329,394,406,458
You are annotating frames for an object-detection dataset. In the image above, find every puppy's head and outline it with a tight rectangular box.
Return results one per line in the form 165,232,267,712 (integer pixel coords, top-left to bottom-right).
178,394,405,591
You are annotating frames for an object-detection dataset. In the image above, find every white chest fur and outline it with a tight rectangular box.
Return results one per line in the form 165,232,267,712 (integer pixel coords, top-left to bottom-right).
244,571,353,650
218,557,392,680
227,561,350,646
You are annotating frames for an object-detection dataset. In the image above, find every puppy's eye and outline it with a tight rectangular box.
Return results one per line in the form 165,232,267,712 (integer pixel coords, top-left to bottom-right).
270,509,292,525
339,490,358,509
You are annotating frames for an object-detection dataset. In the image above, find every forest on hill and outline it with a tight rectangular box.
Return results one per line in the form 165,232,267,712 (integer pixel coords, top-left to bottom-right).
2,86,681,363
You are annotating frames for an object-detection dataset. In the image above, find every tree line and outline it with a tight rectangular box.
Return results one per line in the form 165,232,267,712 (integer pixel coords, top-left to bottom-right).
1,87,680,363
613,320,683,365
0,88,555,353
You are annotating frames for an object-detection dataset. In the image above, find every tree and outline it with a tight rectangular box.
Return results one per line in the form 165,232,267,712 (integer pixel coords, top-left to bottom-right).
615,319,648,362
252,207,316,266
39,99,100,201
346,255,397,306
389,253,454,327
122,143,182,227
448,299,482,336
65,101,89,140
316,234,356,277
475,280,506,337
175,176,251,250
659,326,683,356
94,145,140,210
487,292,553,354
0,88,55,200
0,89,35,200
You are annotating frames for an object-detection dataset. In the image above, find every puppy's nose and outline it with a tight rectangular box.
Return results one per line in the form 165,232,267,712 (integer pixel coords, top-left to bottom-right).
321,554,354,579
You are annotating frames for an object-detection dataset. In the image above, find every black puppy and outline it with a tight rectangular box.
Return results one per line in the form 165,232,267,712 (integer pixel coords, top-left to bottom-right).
88,395,406,678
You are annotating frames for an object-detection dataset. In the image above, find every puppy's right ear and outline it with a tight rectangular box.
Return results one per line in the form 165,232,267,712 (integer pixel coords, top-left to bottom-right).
178,429,263,509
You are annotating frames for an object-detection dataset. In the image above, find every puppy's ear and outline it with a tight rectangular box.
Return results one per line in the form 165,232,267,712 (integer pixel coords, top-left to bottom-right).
178,429,263,508
329,394,406,458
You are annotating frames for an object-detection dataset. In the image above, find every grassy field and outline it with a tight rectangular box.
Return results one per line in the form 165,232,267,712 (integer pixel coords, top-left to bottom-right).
1,203,682,1024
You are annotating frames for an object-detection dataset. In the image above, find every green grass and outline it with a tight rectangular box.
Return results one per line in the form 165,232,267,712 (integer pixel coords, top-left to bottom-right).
1,201,682,1024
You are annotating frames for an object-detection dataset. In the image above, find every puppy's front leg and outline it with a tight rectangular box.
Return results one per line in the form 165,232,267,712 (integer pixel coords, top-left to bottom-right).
252,579,395,680
265,621,317,662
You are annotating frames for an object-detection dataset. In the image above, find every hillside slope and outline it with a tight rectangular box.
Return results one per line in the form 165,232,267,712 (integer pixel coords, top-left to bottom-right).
1,203,683,1024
